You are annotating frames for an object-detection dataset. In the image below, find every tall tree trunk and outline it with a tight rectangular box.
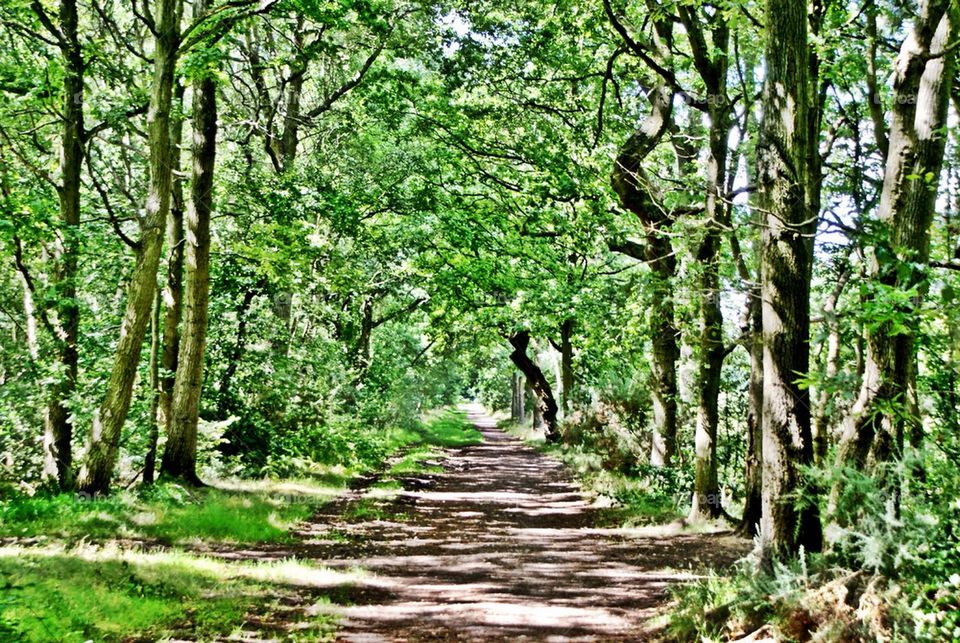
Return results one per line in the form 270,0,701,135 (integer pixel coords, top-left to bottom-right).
739,286,764,535
353,298,374,376
18,273,39,360
217,285,258,418
161,0,217,484
268,25,306,356
681,9,731,521
508,331,558,441
518,375,526,423
610,79,679,467
559,318,574,413
689,239,724,520
757,0,822,557
832,0,955,507
510,373,519,421
38,0,84,491
144,288,161,484
646,237,680,467
157,82,186,438
812,269,851,463
77,0,182,495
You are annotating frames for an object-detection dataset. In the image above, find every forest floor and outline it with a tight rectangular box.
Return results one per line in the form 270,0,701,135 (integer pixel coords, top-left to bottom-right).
0,407,750,642
212,404,750,642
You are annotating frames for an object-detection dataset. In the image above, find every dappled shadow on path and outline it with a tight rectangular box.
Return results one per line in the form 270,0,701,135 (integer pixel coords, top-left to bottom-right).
218,405,747,642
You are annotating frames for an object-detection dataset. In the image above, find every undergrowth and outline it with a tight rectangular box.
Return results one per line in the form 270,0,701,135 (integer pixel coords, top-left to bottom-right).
666,451,960,642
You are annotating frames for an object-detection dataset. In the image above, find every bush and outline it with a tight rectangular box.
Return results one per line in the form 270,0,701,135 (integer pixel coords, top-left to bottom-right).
561,401,645,473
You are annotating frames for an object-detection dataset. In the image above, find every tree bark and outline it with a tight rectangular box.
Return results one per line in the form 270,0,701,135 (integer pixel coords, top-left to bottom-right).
144,288,161,484
757,0,822,557
812,269,851,463
508,331,558,441
532,391,543,430
517,374,526,422
35,0,84,491
77,0,182,495
832,0,955,506
18,273,39,360
739,286,764,535
559,318,574,412
681,6,731,522
161,0,217,485
217,285,258,418
610,80,679,467
510,373,519,421
157,82,186,438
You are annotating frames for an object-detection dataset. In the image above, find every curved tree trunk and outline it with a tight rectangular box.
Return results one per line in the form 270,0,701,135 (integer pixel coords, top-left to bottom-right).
832,0,955,511
508,331,558,442
610,81,679,467
78,0,182,495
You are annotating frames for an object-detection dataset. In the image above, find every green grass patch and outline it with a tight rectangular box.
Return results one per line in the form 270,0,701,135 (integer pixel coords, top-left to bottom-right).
0,545,354,642
0,407,483,643
342,498,404,522
388,447,444,476
415,409,484,447
0,477,343,545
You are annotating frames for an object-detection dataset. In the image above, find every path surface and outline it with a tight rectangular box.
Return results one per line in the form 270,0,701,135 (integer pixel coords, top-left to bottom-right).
226,406,748,641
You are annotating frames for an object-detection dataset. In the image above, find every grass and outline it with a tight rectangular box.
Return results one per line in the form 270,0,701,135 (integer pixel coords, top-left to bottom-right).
0,477,345,545
0,544,352,642
0,406,484,641
342,497,400,522
388,447,445,476
413,409,484,448
384,409,482,478
0,410,481,545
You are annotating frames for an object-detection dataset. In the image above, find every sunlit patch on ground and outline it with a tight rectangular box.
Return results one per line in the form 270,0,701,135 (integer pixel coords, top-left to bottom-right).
0,543,357,641
0,408,747,641
288,405,749,641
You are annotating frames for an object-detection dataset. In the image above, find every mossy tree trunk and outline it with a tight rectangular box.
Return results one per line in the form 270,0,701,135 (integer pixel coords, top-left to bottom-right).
757,0,822,557
161,0,218,484
78,0,182,495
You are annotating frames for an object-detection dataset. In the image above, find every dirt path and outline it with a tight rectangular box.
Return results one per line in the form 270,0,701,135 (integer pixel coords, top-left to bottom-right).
221,406,748,641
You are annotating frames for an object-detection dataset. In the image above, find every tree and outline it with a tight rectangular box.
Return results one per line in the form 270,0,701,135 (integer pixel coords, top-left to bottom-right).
160,0,219,483
757,0,822,557
604,2,680,466
77,0,183,495
678,2,732,522
508,331,559,441
832,0,956,503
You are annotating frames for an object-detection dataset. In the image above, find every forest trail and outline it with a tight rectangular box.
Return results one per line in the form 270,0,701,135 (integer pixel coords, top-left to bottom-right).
220,405,748,641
